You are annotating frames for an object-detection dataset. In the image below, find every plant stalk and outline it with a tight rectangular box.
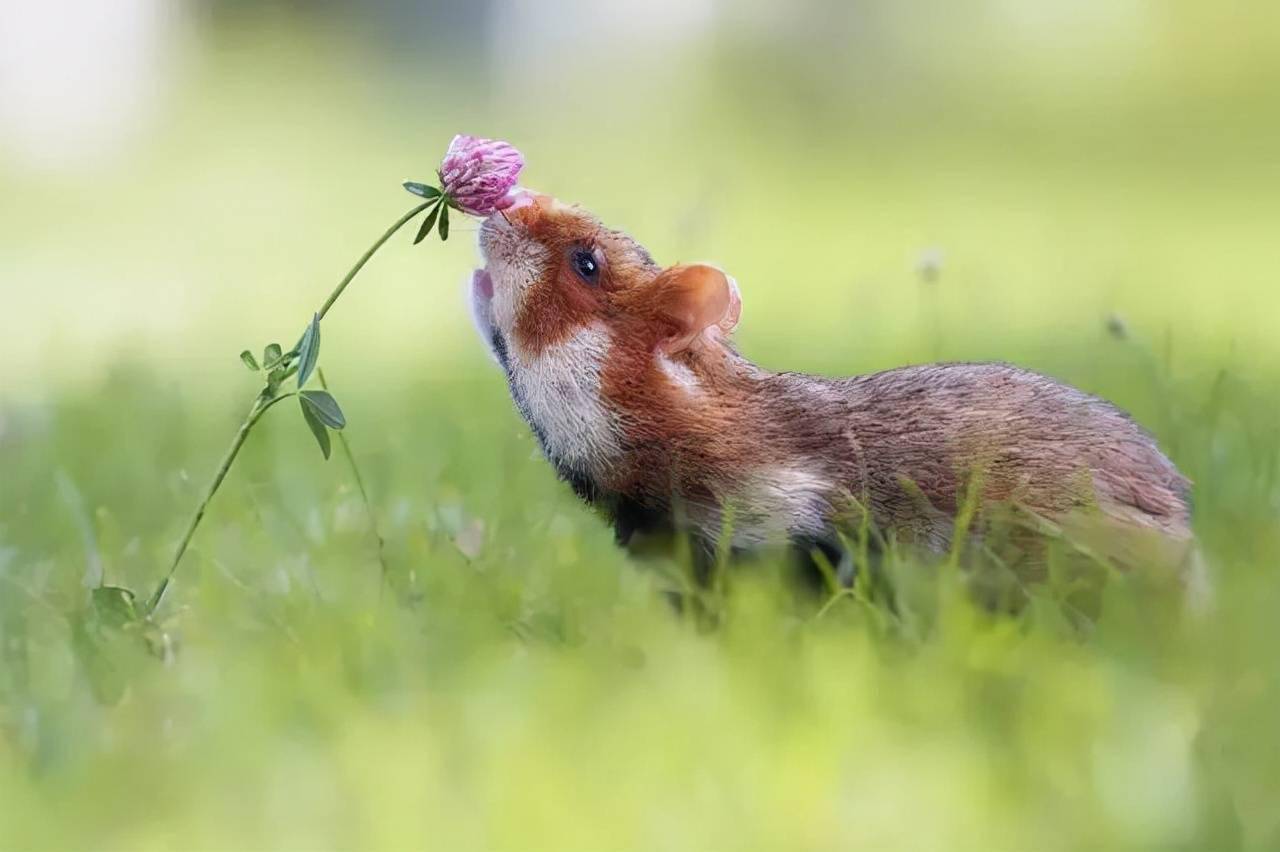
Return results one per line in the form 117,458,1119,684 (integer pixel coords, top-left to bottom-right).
317,201,433,321
147,398,259,614
148,201,432,614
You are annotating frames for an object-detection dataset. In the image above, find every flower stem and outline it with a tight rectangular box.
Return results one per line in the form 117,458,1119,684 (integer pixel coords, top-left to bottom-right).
317,201,433,321
148,201,433,615
317,367,389,600
146,393,291,614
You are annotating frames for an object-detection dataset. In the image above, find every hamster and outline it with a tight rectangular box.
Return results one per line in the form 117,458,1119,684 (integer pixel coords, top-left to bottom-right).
469,191,1198,590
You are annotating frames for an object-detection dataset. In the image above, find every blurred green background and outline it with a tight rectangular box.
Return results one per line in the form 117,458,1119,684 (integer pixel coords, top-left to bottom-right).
2,2,1279,849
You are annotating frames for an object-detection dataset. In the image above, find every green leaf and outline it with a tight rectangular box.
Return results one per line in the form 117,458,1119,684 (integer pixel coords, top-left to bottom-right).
403,181,442,199
262,342,284,369
413,203,441,245
240,350,259,371
300,398,331,460
91,586,139,629
300,389,346,429
296,313,321,389
438,203,450,241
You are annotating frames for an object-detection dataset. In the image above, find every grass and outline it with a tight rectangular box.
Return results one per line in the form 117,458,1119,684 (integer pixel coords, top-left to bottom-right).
2,329,1278,849
4,19,1280,850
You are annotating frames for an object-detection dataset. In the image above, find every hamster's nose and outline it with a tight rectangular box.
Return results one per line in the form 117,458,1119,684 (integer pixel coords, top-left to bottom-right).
502,189,540,212
496,190,556,228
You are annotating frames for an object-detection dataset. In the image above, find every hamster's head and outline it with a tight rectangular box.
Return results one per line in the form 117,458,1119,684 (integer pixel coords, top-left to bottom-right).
471,192,740,373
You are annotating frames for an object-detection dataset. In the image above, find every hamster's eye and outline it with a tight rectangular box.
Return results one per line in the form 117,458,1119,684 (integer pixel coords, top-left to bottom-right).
570,247,601,285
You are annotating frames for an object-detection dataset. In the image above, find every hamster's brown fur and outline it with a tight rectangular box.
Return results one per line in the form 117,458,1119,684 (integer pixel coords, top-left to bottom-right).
469,193,1197,590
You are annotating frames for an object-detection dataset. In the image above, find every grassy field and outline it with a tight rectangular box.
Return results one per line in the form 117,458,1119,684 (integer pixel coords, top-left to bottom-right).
3,20,1280,850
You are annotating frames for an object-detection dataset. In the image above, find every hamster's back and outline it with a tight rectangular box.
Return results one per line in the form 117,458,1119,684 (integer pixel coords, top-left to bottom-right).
832,362,1191,547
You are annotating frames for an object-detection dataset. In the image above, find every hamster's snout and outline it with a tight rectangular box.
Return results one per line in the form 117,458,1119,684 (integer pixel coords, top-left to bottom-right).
477,189,558,278
473,189,561,339
476,212,514,278
501,189,539,215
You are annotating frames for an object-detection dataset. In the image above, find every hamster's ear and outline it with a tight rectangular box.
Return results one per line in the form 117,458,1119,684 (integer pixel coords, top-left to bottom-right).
650,264,742,353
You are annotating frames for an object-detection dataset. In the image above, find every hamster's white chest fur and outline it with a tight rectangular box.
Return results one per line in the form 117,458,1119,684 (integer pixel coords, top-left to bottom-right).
509,324,622,476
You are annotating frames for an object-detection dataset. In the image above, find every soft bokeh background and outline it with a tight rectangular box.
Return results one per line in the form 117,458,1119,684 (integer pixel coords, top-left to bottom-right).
5,0,1280,393
2,2,1279,849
